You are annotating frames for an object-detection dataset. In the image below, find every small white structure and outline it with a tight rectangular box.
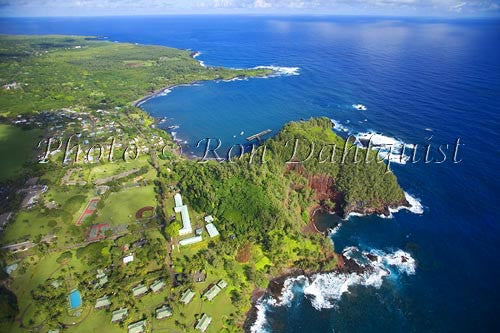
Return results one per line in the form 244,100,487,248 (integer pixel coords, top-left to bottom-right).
179,236,203,246
204,215,214,223
205,224,219,238
123,254,134,264
174,193,192,236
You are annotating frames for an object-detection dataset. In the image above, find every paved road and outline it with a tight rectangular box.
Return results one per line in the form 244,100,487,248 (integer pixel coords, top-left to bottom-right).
1,234,56,252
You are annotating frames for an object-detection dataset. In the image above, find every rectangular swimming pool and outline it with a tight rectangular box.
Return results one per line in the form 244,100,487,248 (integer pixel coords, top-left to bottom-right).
69,289,82,309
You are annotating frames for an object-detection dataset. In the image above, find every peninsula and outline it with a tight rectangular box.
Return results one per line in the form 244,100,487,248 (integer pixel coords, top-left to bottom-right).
0,35,406,333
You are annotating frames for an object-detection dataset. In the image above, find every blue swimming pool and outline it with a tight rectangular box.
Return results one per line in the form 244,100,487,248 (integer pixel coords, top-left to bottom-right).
69,290,82,309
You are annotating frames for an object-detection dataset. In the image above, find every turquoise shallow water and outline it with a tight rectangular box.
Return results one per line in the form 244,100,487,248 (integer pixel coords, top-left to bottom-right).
2,16,499,331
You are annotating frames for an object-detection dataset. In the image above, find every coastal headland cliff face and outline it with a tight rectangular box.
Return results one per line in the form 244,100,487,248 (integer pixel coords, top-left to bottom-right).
278,118,409,220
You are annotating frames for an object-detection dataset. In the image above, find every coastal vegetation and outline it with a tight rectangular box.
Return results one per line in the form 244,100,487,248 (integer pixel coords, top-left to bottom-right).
0,35,406,332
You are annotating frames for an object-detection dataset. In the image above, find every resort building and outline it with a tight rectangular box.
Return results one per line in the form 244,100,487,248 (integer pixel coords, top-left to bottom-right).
132,284,148,297
179,235,203,246
180,289,195,304
203,284,222,301
127,319,147,333
155,305,173,319
111,308,128,323
205,223,220,238
174,193,192,236
123,254,134,264
150,279,165,293
217,279,228,289
95,295,111,309
195,314,212,332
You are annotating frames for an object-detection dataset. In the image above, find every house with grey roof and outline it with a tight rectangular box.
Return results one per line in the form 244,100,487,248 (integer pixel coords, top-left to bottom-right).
203,284,222,301
195,313,212,332
95,295,111,309
132,284,148,297
111,308,128,323
150,279,165,293
155,305,172,319
180,289,195,304
128,319,147,333
217,279,228,289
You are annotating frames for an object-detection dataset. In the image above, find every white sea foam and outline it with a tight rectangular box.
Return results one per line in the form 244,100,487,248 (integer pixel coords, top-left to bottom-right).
254,65,300,77
328,222,343,235
330,118,350,133
260,247,416,312
354,131,414,165
158,88,172,96
192,51,207,67
387,192,424,216
250,302,271,333
343,211,366,220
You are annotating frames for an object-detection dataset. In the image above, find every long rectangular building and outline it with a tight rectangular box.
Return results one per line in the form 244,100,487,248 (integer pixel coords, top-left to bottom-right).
174,193,192,235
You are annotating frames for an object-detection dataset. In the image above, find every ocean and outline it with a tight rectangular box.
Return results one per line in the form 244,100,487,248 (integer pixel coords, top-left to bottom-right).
1,15,499,332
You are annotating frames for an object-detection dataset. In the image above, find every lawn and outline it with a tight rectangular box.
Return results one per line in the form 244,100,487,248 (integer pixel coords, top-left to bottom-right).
0,124,42,181
1,187,92,244
95,185,157,226
88,156,150,183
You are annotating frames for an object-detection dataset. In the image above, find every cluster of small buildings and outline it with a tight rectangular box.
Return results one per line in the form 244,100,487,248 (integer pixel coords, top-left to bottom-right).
174,193,220,247
100,278,169,332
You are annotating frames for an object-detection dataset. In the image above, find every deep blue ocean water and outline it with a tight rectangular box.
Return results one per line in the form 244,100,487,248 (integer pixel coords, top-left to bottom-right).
1,16,499,332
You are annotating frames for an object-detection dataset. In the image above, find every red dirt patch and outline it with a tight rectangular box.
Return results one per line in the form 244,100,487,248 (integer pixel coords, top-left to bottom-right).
236,242,252,263
135,206,154,219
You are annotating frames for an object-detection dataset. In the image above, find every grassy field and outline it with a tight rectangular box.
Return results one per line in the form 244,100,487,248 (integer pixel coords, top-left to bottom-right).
0,124,42,181
94,185,157,226
1,187,92,244
88,156,150,183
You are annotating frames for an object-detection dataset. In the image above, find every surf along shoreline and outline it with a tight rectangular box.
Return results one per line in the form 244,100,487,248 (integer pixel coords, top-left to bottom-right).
132,51,417,332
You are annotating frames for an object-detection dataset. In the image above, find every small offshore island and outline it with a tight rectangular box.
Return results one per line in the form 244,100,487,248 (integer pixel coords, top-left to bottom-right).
0,35,408,332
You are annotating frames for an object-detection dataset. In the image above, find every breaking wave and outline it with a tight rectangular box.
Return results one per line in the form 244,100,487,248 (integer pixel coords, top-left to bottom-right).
250,247,416,331
355,131,415,165
254,65,300,77
387,192,424,216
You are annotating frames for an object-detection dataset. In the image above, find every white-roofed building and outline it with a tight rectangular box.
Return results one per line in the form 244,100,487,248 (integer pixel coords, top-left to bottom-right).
204,215,214,223
179,236,202,246
205,223,219,238
123,254,134,264
174,193,183,207
173,193,192,236
175,205,192,235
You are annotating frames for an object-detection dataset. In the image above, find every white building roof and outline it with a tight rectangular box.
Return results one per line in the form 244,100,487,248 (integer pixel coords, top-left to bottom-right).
179,236,202,246
204,215,214,223
174,193,183,207
175,205,192,236
205,223,219,238
123,254,134,264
